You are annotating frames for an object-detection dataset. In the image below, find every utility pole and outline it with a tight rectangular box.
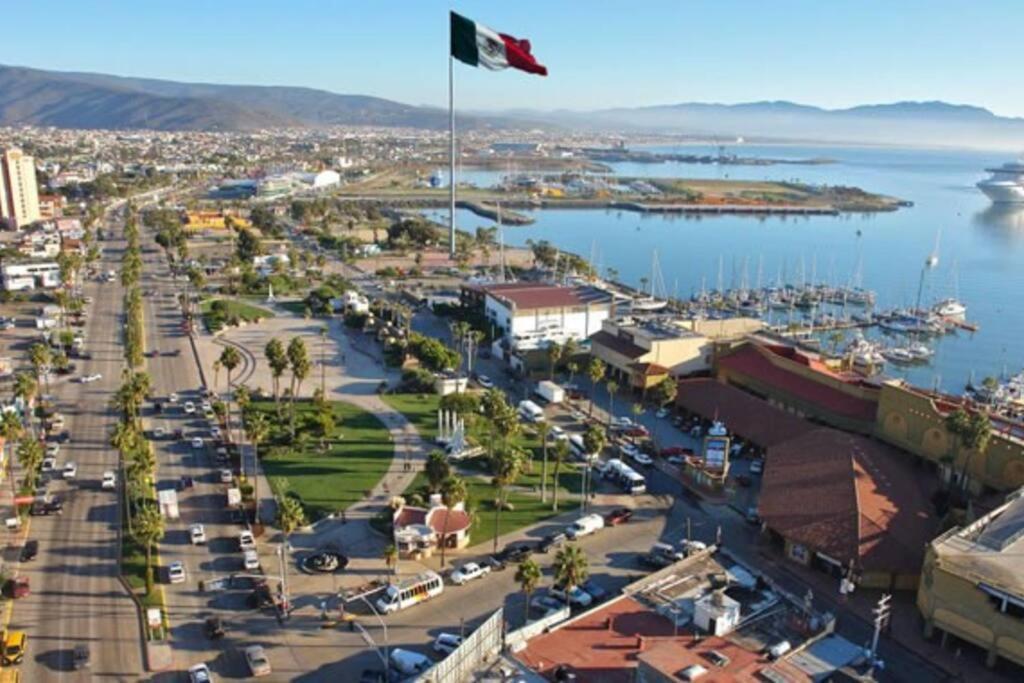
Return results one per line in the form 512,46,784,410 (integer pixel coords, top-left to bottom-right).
868,593,892,676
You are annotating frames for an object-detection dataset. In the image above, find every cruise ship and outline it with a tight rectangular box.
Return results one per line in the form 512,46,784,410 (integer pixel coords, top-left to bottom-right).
977,160,1024,203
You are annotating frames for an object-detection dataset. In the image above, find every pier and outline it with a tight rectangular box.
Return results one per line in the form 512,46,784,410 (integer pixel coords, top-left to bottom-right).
610,201,840,216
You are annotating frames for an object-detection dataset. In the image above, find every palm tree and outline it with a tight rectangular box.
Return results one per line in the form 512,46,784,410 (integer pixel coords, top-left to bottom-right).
587,358,606,419
650,377,678,446
425,450,451,492
29,343,52,393
515,558,542,624
218,346,242,443
212,359,222,393
955,411,992,493
566,362,580,395
551,439,569,511
287,337,311,436
1,412,23,498
12,373,36,435
264,338,288,417
438,475,468,568
132,503,165,594
275,495,307,605
15,435,42,493
546,342,562,381
606,380,619,426
943,408,972,488
490,445,526,553
537,421,551,503
553,544,589,594
244,412,270,524
383,543,399,582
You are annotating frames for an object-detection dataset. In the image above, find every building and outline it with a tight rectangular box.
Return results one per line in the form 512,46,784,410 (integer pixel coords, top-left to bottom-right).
0,148,42,229
590,316,713,390
876,380,1024,493
184,211,252,232
299,170,340,189
16,229,61,259
758,427,938,589
918,487,1024,670
481,282,614,349
257,176,293,199
1,261,61,291
37,194,65,220
392,496,472,559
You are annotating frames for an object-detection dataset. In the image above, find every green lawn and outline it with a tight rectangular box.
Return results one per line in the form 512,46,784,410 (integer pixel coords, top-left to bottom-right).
382,393,441,443
200,297,275,331
254,399,393,518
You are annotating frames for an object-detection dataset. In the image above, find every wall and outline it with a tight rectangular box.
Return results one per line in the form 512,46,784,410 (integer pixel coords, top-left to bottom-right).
505,605,572,653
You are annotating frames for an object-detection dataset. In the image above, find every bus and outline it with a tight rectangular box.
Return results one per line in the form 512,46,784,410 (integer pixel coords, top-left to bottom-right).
602,458,647,495
375,571,444,614
569,434,599,463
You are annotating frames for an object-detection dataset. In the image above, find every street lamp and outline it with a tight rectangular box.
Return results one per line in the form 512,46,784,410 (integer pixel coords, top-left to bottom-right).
355,595,389,669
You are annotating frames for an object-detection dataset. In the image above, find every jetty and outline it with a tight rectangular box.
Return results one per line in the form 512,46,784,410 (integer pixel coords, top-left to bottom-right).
610,201,840,216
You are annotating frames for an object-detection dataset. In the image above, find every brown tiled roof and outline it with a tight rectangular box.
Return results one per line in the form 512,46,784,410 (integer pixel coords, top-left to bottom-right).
425,507,471,534
759,428,938,573
484,283,582,310
675,379,814,447
718,344,878,424
591,330,646,360
393,507,426,528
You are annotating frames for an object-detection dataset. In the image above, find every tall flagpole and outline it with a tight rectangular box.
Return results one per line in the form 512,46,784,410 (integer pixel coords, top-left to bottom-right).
448,53,457,259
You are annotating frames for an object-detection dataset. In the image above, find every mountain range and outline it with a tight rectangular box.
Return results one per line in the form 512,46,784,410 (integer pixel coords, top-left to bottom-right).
2,63,1024,149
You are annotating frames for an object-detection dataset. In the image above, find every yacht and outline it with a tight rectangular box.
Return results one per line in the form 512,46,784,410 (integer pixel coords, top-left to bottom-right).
978,161,1024,203
933,298,967,320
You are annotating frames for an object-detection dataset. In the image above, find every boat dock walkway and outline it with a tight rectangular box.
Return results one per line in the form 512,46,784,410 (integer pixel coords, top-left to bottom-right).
611,201,840,216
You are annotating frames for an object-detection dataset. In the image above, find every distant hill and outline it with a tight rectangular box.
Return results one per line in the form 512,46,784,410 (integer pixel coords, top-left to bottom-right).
510,100,1024,149
0,64,470,131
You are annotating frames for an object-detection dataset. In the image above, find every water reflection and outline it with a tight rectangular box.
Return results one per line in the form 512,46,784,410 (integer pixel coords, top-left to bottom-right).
973,204,1024,241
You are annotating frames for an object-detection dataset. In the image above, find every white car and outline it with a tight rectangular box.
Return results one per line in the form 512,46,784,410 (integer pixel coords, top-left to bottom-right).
79,373,102,383
244,645,271,677
201,400,212,413
548,425,568,442
630,451,654,467
238,530,256,550
45,443,60,458
476,375,494,389
183,401,196,414
243,549,260,570
189,524,207,545
219,469,233,484
153,427,166,439
191,437,204,449
63,462,78,479
433,633,463,654
187,663,213,683
169,392,179,404
41,457,57,473
450,561,490,585
167,561,186,584
550,584,593,607
749,459,764,475
209,426,222,440
619,443,640,458
101,471,117,489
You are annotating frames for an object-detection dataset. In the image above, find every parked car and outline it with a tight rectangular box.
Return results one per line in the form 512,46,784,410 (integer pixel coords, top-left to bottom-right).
629,451,654,467
41,457,57,474
244,645,272,677
153,427,166,439
169,392,179,404
187,663,213,683
4,577,30,599
550,583,592,607
389,648,431,676
530,594,565,614
190,524,207,545
191,437,204,449
450,562,490,585
63,462,78,479
45,443,60,458
219,469,233,484
749,459,764,475
655,407,670,418
433,633,463,655
183,401,196,414
566,513,605,540
20,540,38,562
204,616,226,639
73,643,91,670
79,373,102,383
243,549,260,571
605,507,633,525
580,578,607,601
475,375,494,389
238,530,256,550
495,542,534,564
30,497,63,516
101,471,117,489
624,425,650,438
168,561,186,584
537,532,567,553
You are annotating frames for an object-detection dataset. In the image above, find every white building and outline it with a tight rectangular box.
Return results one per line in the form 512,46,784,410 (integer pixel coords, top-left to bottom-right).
252,253,290,275
481,283,613,350
2,261,61,291
334,290,369,314
0,148,42,229
694,591,741,636
300,170,341,190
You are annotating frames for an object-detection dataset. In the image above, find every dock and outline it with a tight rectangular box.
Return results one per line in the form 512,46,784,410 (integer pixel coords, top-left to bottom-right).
610,201,840,216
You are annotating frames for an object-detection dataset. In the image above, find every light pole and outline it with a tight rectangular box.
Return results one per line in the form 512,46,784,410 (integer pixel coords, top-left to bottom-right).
356,595,390,669
868,593,891,676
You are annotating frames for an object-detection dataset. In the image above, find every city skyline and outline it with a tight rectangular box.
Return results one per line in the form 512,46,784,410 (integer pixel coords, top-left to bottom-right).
5,1,1024,116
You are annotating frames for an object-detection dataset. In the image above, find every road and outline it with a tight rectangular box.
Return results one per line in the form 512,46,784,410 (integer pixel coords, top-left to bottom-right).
11,207,144,680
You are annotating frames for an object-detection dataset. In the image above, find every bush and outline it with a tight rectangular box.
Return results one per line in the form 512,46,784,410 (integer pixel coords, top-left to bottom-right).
396,368,435,393
344,312,368,329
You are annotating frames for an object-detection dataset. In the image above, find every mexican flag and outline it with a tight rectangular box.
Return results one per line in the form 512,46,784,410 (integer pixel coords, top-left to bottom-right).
450,12,548,76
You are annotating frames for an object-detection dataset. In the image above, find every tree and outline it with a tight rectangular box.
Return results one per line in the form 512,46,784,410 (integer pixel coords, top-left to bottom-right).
132,503,165,594
943,408,972,489
546,342,562,381
264,338,288,417
650,378,678,445
29,343,52,392
537,421,551,503
244,412,270,524
314,402,335,450
15,436,43,492
515,558,542,624
566,362,580,393
490,445,526,553
383,543,399,581
587,358,606,419
606,380,619,425
13,373,37,435
551,439,569,511
553,544,589,593
287,337,311,436
438,475,468,568
218,346,241,441
425,450,451,492
583,425,606,458
1,412,23,497
276,495,307,537
950,410,993,493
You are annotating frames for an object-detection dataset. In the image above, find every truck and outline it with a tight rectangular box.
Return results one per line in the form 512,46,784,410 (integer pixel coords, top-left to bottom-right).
158,488,180,520
566,513,605,540
534,380,565,405
517,399,545,423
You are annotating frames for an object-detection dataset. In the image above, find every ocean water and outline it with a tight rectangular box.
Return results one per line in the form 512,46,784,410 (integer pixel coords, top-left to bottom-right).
433,145,1024,393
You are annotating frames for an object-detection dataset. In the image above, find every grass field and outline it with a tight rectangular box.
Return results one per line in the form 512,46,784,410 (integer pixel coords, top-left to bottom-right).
254,399,393,517
381,393,441,443
201,298,275,331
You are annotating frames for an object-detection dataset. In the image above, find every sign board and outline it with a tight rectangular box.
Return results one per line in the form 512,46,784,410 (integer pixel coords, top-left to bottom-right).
227,487,242,507
703,435,730,472
147,608,162,629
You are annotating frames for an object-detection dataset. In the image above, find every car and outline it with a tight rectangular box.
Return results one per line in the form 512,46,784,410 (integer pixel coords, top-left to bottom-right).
179,475,195,490
682,540,708,557
610,416,633,429
183,401,196,414
5,577,30,599
749,459,764,475
581,578,608,601
79,373,102,383
73,643,91,670
550,583,592,607
605,507,633,525
204,616,226,639
537,532,567,553
209,426,222,440
666,455,685,467
450,561,490,585
174,428,185,440
530,594,565,613
496,542,534,564
153,426,166,439
191,437,204,449
41,456,57,473
168,561,186,584
101,471,117,489
239,530,256,550
625,425,650,438
432,632,464,654
63,461,78,479
745,507,761,525
619,442,640,458
145,349,160,358
219,468,233,484
655,407,670,418
547,425,567,442
476,374,494,389
169,392,179,404
203,409,216,421
389,648,432,676
190,524,207,545
188,663,213,683
164,349,182,357
20,540,38,562
30,497,63,516
201,400,212,412
660,445,687,457
244,645,272,677
2,631,26,666
153,402,163,414
630,451,654,467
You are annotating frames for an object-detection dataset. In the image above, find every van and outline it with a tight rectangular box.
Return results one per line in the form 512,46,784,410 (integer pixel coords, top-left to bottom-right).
518,400,544,423
389,648,432,675
568,434,598,463
566,513,605,540
651,542,684,562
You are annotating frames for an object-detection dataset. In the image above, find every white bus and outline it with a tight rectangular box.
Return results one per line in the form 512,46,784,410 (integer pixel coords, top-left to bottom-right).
375,571,444,614
602,458,647,495
568,434,599,463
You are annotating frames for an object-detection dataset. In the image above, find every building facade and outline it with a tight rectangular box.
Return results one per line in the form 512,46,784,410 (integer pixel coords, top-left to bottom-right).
1,261,61,291
482,283,612,349
0,148,42,229
590,317,712,390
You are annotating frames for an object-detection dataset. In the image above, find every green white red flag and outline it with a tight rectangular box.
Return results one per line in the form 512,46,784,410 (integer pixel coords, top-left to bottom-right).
450,11,548,76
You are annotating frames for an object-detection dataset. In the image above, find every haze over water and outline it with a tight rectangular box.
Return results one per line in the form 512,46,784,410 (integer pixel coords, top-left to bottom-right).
445,144,1024,393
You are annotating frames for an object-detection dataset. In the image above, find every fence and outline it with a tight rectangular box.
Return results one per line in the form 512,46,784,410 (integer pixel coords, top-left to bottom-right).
505,606,571,653
419,608,505,683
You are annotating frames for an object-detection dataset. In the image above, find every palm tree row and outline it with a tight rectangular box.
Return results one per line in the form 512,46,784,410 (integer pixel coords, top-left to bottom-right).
122,210,145,368
261,335,311,435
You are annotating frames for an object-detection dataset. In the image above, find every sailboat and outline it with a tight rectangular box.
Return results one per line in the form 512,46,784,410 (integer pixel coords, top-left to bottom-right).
932,259,966,320
632,250,669,311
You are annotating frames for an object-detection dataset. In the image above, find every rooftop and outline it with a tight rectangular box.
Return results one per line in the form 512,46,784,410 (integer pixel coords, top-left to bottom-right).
484,282,612,311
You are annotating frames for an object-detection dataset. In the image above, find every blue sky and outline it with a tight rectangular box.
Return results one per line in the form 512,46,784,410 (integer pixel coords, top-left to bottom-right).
5,1,1023,115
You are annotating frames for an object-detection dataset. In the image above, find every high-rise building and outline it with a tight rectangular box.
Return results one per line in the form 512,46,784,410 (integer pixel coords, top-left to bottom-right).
0,148,42,229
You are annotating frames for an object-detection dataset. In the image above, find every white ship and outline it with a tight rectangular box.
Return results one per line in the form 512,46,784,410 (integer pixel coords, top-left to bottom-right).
977,161,1024,203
